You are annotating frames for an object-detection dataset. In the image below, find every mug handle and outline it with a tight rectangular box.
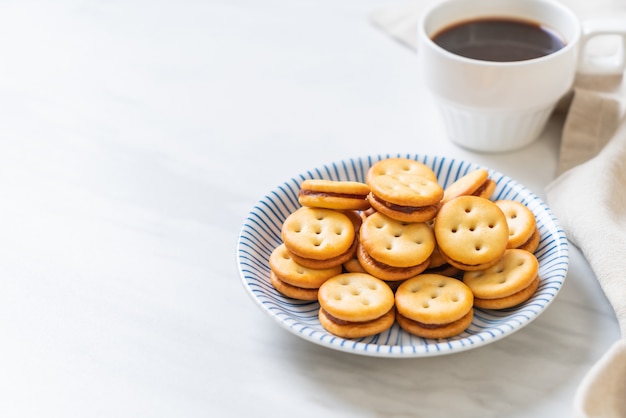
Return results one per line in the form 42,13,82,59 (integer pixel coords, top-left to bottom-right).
578,19,626,75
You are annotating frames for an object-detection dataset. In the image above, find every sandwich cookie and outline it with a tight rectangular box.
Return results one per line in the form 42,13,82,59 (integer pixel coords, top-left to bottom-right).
494,200,540,253
366,158,444,223
318,273,395,338
434,196,509,271
463,249,539,309
269,244,342,300
357,211,434,282
298,179,371,211
395,274,474,339
281,207,357,269
441,168,496,205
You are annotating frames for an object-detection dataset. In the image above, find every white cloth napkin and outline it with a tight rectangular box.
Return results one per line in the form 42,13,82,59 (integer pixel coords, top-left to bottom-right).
370,2,626,417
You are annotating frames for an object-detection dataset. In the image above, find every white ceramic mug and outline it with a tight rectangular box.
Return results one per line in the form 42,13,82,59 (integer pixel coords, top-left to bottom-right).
418,0,626,152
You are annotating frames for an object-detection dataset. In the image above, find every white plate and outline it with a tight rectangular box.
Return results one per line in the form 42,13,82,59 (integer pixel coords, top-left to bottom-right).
236,154,569,357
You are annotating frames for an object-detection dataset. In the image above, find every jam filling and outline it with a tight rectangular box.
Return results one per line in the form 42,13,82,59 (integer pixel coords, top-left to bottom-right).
398,311,469,329
371,193,439,214
472,180,489,196
321,308,390,326
359,243,428,271
273,273,310,291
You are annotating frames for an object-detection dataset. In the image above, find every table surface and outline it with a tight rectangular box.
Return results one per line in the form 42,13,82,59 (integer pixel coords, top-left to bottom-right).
0,1,623,417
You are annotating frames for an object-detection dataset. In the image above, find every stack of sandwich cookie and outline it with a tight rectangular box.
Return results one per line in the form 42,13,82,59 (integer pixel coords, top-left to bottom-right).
269,244,342,301
298,179,371,211
366,158,444,223
434,195,509,271
318,273,395,338
440,168,496,205
495,200,540,253
463,249,540,309
395,274,474,339
357,211,434,282
281,207,357,269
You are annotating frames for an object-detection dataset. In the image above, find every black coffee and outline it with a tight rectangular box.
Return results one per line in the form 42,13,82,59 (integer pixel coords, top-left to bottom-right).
431,18,567,62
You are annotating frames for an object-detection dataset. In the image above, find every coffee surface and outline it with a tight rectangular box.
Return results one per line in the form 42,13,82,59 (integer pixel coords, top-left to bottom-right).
432,18,566,62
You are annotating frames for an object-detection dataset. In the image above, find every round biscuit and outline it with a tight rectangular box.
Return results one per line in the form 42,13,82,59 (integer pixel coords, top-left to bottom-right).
366,158,443,206
281,207,355,260
318,306,395,339
396,308,473,339
441,168,489,204
269,243,341,288
434,196,509,266
298,179,371,211
287,238,357,269
367,193,440,223
357,242,429,281
462,249,539,299
439,251,503,272
395,274,474,325
366,158,438,182
495,200,537,249
473,276,539,310
270,271,319,301
359,212,435,268
318,273,395,322
368,173,444,206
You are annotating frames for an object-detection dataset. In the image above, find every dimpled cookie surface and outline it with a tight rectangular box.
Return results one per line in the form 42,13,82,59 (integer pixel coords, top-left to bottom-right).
434,195,509,266
281,207,355,260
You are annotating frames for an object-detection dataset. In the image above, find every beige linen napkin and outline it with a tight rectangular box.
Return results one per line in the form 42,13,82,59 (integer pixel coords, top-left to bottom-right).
371,2,626,417
546,113,626,418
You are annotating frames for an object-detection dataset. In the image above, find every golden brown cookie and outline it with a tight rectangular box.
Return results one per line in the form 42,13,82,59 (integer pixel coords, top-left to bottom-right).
434,196,509,271
298,179,371,211
463,249,539,309
476,179,497,199
268,243,341,300
360,212,435,268
318,273,395,338
472,277,539,310
357,243,430,282
441,168,496,204
366,158,443,223
494,200,539,252
357,212,434,281
281,207,357,269
395,274,474,339
367,157,438,180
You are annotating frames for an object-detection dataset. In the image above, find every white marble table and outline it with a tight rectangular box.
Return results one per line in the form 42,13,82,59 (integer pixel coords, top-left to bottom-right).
0,1,622,417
